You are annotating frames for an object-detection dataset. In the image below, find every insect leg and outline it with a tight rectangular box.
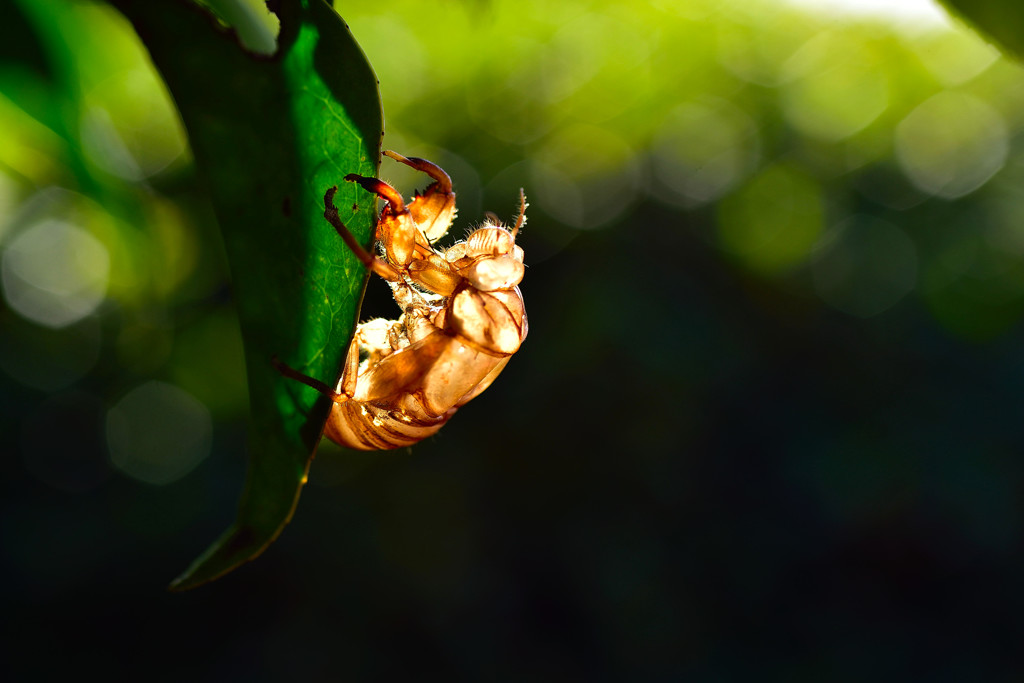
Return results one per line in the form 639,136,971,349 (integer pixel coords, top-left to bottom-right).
343,174,406,212
383,150,453,193
336,326,360,398
323,187,402,282
273,315,364,403
272,356,351,404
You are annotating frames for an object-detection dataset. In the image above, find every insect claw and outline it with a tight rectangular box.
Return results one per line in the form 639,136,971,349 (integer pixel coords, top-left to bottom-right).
383,150,453,194
345,174,406,212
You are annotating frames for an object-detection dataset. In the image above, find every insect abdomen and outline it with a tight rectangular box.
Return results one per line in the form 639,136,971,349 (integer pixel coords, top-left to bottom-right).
324,400,451,451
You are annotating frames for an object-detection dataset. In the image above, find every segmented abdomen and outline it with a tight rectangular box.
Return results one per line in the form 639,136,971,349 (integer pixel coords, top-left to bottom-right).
324,400,453,451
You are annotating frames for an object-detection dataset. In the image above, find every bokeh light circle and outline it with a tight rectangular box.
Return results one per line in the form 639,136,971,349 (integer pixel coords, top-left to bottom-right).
106,381,213,486
2,219,110,329
716,163,824,274
895,91,1008,199
532,124,640,230
651,99,760,207
780,31,889,142
80,67,187,181
812,215,918,318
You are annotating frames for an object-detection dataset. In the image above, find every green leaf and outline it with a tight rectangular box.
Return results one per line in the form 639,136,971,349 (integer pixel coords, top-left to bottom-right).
203,0,280,55
109,0,382,589
940,0,1024,60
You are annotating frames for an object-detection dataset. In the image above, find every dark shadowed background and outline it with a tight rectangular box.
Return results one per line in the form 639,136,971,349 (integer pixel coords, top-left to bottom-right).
3,0,1024,680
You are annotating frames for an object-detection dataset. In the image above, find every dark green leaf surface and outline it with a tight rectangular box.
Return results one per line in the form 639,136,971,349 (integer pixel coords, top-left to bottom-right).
110,0,382,589
941,0,1024,59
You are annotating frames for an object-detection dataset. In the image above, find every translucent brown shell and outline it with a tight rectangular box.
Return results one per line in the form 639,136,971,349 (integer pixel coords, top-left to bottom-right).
276,152,528,450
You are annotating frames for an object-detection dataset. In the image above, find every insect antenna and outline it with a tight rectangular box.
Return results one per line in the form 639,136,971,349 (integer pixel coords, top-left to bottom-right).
512,189,527,237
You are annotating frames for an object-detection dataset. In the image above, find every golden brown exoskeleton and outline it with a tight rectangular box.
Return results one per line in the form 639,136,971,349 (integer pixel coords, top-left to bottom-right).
276,151,528,450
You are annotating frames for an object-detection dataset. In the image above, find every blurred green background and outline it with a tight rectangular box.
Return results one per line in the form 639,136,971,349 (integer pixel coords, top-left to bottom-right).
4,0,1024,679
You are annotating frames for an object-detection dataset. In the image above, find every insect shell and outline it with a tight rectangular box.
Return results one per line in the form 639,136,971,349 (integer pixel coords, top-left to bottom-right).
278,151,528,450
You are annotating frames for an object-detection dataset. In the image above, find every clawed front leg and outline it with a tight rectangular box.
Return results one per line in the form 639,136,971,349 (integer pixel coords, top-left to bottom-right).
383,150,453,193
383,150,457,244
323,186,403,283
